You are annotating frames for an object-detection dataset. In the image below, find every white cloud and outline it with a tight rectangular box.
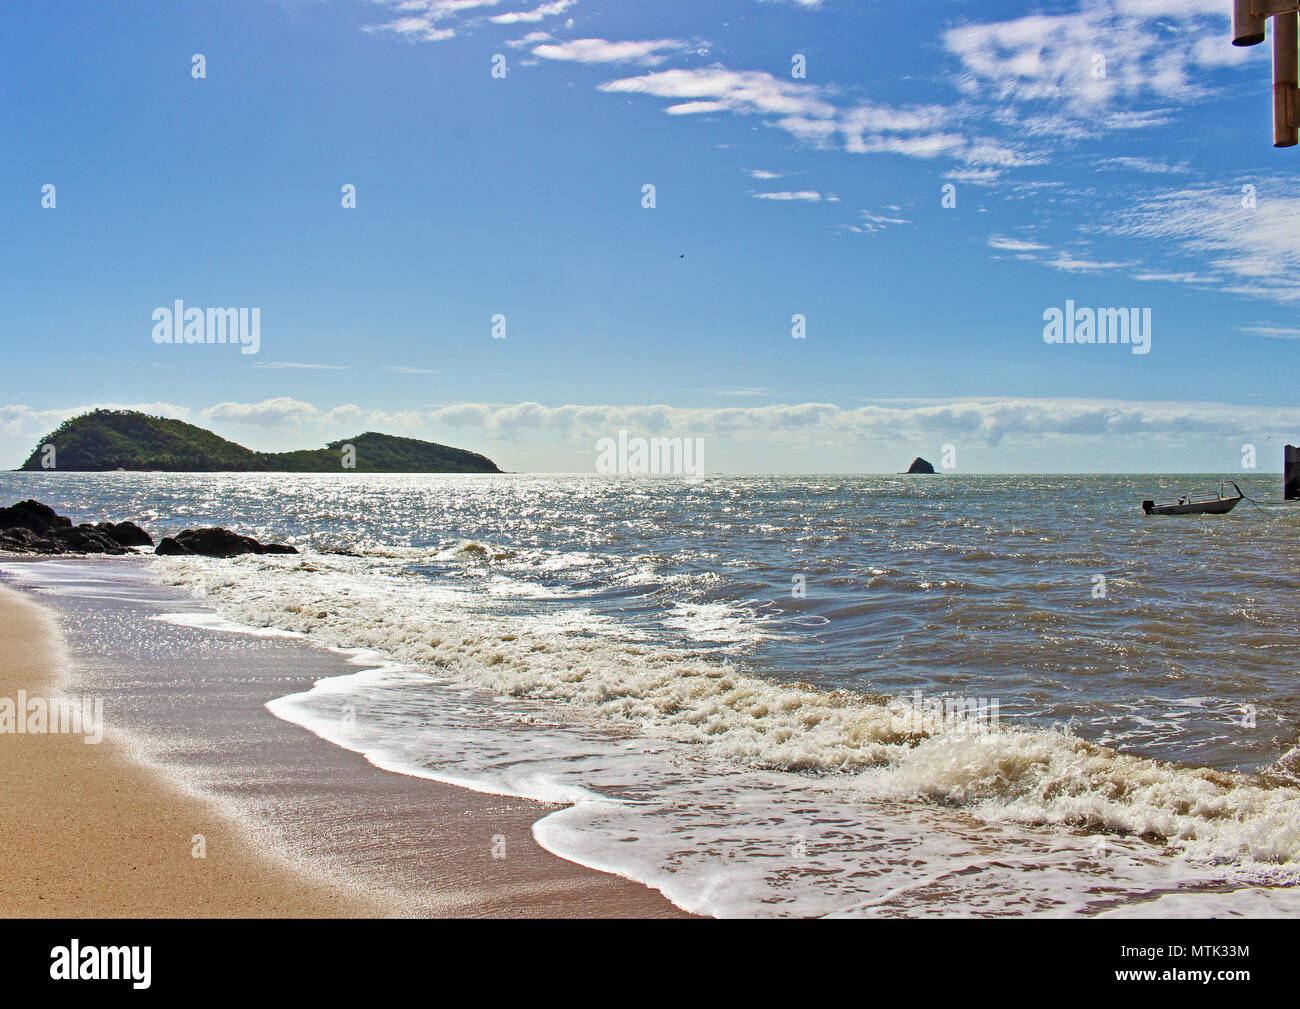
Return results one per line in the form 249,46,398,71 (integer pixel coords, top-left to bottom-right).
600,68,836,123
945,167,1003,185
364,0,502,41
599,66,1037,173
944,0,1252,135
201,397,327,428
666,101,729,115
197,398,420,434
506,30,552,48
426,397,1300,447
491,0,575,25
0,402,191,440
534,38,693,66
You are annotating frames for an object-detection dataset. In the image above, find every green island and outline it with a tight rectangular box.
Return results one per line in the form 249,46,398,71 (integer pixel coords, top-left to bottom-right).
20,409,501,473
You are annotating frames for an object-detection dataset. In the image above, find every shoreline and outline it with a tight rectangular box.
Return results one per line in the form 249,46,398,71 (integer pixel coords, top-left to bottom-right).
0,573,691,918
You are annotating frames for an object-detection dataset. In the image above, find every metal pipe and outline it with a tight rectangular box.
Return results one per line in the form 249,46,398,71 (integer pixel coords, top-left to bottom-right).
1235,0,1268,45
1274,10,1299,147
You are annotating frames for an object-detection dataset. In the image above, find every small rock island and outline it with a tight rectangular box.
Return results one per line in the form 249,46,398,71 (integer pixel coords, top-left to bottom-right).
905,457,937,474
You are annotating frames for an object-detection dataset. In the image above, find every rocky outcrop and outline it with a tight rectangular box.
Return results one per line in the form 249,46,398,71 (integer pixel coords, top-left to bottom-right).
906,457,937,474
154,528,297,557
0,500,298,558
0,500,152,555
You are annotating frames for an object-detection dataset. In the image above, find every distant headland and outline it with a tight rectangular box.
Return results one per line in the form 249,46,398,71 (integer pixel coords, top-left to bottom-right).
19,410,501,473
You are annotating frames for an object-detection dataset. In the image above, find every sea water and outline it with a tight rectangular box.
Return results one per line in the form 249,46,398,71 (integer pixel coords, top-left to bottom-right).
3,471,1299,916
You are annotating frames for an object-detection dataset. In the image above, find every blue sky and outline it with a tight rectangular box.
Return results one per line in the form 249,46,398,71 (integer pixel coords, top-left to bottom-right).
3,0,1299,472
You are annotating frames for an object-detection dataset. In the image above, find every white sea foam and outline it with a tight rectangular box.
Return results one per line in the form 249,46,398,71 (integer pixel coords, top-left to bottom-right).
150,611,302,638
150,549,1300,903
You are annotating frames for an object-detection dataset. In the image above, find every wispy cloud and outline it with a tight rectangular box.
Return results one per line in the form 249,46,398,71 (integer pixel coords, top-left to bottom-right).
989,235,1048,253
753,190,825,201
1043,251,1132,273
251,361,348,370
1132,271,1221,285
840,208,910,234
1241,324,1300,339
1096,155,1191,175
1101,178,1300,304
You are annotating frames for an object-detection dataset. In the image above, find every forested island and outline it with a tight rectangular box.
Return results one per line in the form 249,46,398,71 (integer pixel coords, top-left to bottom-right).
19,410,501,473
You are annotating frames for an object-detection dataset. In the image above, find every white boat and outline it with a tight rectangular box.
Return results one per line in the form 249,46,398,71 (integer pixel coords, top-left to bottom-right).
1142,481,1243,515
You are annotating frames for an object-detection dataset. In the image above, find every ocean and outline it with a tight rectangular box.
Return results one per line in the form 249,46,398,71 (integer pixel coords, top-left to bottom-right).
3,470,1299,917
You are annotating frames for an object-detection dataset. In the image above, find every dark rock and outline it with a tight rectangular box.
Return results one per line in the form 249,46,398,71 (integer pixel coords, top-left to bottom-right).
54,526,128,555
0,500,145,555
154,527,297,557
0,499,72,534
89,521,153,548
0,528,68,554
906,457,937,474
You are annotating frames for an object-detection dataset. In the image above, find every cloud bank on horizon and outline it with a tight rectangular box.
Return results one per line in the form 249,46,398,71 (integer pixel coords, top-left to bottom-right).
2,395,1295,474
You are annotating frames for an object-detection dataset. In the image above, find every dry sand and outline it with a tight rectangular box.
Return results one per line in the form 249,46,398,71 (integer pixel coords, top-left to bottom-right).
0,581,690,918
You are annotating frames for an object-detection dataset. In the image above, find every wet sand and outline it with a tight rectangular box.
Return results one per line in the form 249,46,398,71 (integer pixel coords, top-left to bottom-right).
0,572,689,918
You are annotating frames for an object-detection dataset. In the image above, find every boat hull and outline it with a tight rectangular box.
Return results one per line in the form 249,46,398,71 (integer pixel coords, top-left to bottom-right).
1144,497,1241,515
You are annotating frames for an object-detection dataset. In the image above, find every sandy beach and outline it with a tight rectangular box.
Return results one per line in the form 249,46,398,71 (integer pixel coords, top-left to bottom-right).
0,576,688,918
